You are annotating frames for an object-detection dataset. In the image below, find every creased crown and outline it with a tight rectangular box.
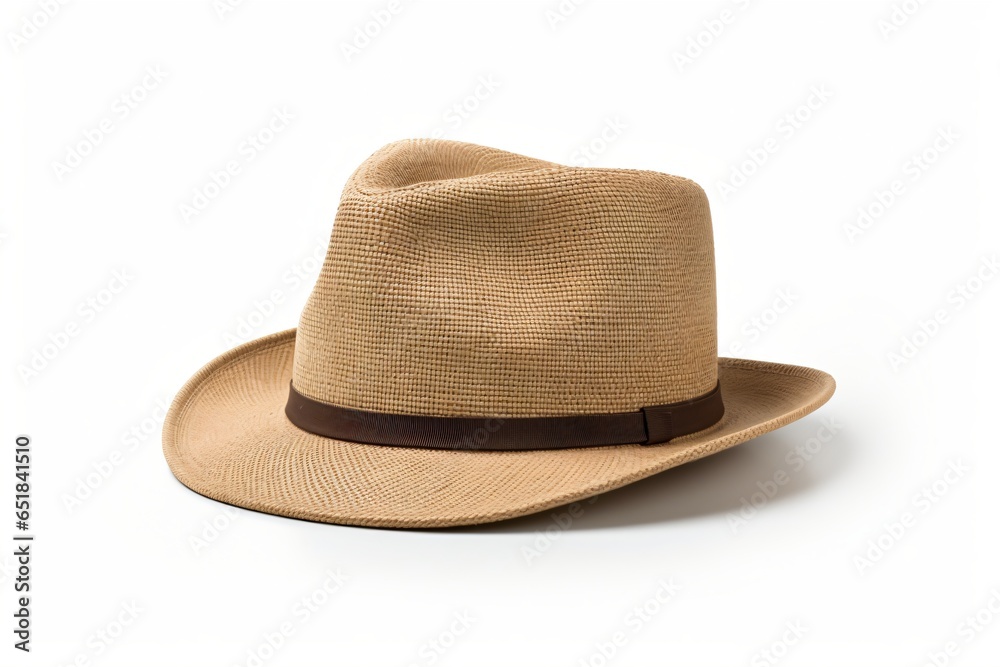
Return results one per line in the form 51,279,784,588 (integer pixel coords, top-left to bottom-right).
293,139,717,418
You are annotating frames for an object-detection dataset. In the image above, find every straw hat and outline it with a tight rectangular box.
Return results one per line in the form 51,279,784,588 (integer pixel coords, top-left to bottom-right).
163,139,835,528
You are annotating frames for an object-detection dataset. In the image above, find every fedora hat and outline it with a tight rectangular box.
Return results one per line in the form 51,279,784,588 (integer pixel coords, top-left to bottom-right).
163,139,835,528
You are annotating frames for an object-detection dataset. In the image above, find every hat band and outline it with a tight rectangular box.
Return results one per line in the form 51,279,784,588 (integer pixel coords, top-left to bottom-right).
284,382,724,451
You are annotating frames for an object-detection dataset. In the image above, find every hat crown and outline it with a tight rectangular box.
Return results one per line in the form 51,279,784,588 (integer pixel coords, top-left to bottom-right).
293,139,718,417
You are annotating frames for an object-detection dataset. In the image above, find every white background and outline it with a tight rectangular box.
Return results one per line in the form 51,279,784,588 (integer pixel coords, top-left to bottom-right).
3,1,1000,665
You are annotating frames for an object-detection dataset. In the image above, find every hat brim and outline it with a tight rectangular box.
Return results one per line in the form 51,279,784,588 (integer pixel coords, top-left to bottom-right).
163,329,835,529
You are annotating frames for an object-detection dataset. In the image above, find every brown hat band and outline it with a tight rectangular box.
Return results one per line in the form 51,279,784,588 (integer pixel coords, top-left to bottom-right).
284,382,724,451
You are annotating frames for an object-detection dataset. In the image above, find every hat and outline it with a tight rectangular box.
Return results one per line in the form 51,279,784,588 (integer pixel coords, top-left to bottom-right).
163,139,835,528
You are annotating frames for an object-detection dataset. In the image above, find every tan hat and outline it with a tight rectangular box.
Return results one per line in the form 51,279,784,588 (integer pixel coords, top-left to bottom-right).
163,139,835,528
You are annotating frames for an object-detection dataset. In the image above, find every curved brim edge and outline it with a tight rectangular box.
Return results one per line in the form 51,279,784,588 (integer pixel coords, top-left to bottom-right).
163,329,836,528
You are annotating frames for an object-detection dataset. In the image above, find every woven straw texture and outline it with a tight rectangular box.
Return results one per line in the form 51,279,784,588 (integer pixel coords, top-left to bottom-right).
294,140,717,416
163,139,835,528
